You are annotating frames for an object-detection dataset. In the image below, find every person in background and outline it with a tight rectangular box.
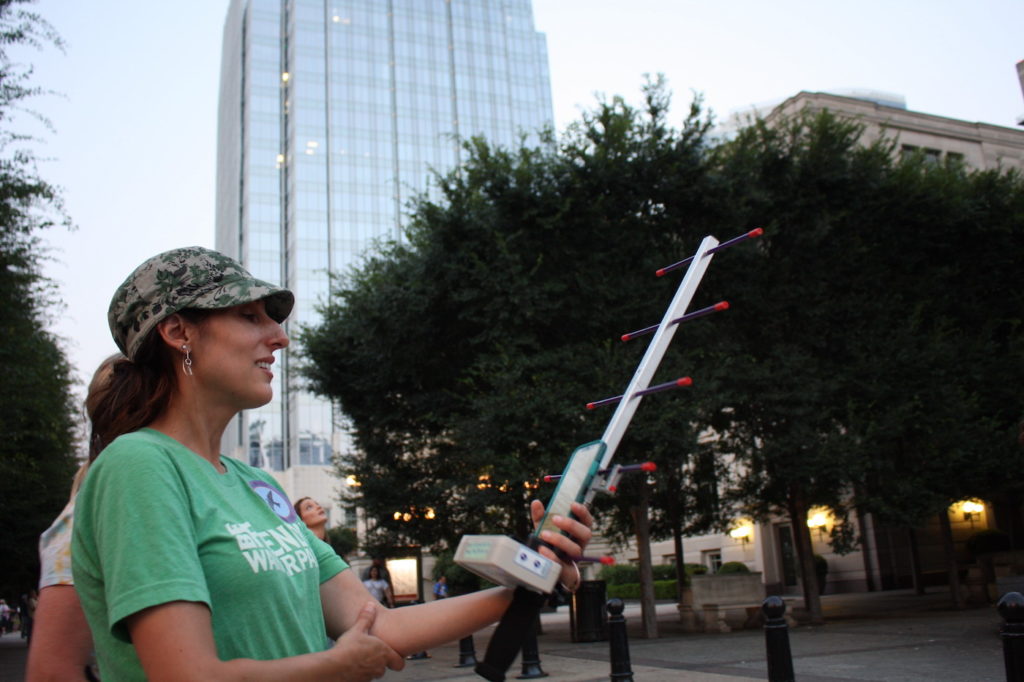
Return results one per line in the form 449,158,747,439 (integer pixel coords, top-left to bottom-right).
433,576,448,600
26,353,122,682
361,555,391,582
295,497,328,541
361,555,395,600
362,565,395,609
71,247,591,681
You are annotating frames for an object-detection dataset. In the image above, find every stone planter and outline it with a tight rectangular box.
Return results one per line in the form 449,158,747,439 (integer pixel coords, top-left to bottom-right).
680,572,766,632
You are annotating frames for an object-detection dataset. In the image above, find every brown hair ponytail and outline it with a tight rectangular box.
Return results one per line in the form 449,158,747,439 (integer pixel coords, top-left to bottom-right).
87,309,210,456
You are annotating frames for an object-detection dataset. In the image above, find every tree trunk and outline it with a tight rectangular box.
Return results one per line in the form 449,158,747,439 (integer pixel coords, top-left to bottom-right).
787,487,823,624
667,471,686,601
631,490,659,639
852,487,876,592
938,510,965,609
992,492,1024,550
907,527,925,595
673,524,686,600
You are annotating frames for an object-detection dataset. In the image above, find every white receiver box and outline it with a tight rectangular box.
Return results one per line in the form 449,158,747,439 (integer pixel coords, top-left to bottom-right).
454,534,559,594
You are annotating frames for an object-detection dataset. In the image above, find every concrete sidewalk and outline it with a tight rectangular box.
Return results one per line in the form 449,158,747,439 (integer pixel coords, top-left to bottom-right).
385,589,1005,681
0,588,1008,681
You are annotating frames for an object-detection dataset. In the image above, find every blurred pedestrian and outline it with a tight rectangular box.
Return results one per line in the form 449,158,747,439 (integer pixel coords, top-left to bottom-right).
362,565,395,608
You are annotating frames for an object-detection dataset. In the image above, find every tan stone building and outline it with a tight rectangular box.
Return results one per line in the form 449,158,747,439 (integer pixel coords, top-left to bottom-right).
766,90,1024,172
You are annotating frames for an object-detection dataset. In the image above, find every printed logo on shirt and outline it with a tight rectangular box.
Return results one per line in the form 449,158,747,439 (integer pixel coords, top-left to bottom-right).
248,480,297,523
226,521,317,577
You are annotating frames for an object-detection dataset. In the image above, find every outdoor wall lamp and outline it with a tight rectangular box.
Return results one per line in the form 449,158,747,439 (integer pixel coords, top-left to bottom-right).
806,509,831,540
961,499,984,522
729,523,754,545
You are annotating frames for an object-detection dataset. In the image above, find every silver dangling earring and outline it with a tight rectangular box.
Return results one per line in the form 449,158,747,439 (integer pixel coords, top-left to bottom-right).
182,344,194,376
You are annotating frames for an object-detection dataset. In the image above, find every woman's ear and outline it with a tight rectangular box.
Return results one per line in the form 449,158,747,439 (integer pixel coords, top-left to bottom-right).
155,313,194,351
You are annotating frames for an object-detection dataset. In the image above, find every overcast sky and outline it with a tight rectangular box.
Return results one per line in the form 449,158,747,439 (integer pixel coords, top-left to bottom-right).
11,0,1024,393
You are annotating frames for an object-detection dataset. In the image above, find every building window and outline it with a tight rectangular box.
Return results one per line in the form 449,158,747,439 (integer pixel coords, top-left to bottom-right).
702,550,723,574
901,144,947,167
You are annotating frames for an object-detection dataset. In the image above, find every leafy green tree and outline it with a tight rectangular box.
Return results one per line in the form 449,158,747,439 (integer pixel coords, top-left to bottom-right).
302,79,1024,628
0,0,78,599
299,78,726,562
704,110,1024,618
694,112,898,622
324,526,359,560
838,148,1024,606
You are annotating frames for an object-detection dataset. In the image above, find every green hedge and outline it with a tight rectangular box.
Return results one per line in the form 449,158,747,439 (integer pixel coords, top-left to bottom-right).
599,563,706,585
716,561,751,574
967,529,1011,557
606,579,678,600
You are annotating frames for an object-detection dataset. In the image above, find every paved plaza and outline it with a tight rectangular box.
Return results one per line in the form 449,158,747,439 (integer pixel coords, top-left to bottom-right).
380,589,1006,682
0,588,1010,681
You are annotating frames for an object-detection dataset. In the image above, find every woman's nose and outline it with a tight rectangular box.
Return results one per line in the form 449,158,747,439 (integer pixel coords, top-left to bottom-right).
268,321,289,349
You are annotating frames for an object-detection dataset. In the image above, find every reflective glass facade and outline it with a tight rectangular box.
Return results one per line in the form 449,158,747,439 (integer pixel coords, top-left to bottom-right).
216,0,553,497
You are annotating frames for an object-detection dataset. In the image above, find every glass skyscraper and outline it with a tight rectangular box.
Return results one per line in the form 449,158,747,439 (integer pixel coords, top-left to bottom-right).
215,0,553,506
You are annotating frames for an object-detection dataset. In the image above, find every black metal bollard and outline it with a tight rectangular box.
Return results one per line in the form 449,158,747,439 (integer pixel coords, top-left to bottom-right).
607,598,634,682
516,620,548,679
998,591,1024,682
455,635,478,668
762,596,795,682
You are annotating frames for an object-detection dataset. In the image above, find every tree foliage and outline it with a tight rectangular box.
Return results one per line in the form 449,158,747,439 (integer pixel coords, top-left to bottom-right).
301,76,1024,622
704,111,1024,528
324,526,359,560
0,0,78,600
300,76,727,551
696,111,1024,617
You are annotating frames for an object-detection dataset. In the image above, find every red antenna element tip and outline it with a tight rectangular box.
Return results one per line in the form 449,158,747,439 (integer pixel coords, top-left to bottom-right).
715,301,729,311
655,268,667,277
676,377,693,387
749,227,764,237
621,334,631,342
586,403,596,410
640,462,657,472
543,475,556,482
608,485,617,493
600,556,616,565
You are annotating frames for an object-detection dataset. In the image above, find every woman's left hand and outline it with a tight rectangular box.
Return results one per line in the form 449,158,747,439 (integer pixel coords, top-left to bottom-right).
530,500,593,592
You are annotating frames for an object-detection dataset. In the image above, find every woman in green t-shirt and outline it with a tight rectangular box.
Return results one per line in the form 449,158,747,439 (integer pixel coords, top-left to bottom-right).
72,247,592,681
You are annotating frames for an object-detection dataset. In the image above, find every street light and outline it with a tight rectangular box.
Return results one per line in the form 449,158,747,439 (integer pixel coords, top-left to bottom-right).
393,507,436,523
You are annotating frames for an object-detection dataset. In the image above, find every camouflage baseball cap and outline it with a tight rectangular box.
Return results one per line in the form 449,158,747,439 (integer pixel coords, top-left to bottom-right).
108,246,294,360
